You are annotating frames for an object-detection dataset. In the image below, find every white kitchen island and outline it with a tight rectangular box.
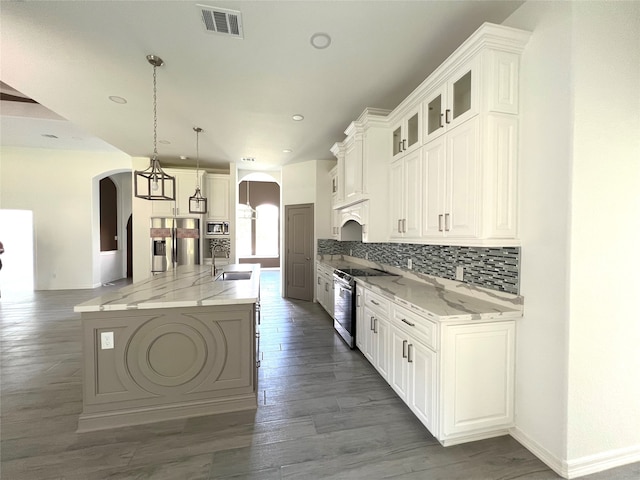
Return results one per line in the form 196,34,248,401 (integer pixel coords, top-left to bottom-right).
74,264,260,432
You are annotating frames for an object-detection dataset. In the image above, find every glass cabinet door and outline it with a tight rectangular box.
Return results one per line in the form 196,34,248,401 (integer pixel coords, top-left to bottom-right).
427,94,443,136
393,126,402,157
452,71,472,120
407,111,420,149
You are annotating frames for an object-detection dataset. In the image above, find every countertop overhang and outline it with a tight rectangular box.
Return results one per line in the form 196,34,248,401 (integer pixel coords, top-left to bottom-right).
74,264,260,313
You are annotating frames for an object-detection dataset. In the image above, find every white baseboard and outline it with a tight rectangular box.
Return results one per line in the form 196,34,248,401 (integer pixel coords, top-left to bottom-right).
510,427,567,477
510,427,640,479
565,444,640,478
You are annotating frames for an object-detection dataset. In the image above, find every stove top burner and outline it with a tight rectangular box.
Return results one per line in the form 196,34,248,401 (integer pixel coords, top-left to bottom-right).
333,266,398,283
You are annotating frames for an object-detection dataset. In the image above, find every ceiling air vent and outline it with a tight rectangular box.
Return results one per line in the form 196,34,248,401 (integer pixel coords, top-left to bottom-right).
197,5,243,39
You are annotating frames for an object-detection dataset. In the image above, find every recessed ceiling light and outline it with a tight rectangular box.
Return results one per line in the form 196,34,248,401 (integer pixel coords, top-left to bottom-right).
283,149,292,154
292,114,304,121
310,32,332,49
109,95,127,104
179,155,188,160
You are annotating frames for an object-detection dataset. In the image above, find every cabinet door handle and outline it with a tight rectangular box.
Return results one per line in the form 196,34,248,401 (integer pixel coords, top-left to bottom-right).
325,283,328,292
398,219,402,233
401,318,415,327
445,109,451,124
402,339,408,358
373,318,378,334
370,316,375,331
445,213,450,232
439,113,444,128
438,214,444,232
402,139,407,151
398,141,403,153
318,277,321,285
356,293,361,307
408,344,414,363
402,219,407,233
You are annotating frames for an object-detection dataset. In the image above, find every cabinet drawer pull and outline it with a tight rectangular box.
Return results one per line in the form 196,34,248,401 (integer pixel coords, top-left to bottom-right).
408,344,414,363
445,109,451,124
438,214,444,232
401,318,415,327
445,213,450,231
371,299,380,306
402,340,408,358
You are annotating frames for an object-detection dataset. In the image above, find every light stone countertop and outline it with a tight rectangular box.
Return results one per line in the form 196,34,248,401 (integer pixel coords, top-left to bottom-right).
317,256,523,323
74,264,260,313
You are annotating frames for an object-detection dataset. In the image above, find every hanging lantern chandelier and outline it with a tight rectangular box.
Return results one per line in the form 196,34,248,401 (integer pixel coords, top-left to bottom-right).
188,127,208,214
134,55,176,201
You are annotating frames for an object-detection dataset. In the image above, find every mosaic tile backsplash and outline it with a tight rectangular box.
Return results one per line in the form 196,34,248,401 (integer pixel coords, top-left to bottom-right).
318,239,520,294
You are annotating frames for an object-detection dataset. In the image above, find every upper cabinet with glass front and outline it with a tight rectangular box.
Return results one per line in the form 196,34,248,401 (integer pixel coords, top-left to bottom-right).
424,61,478,143
392,104,422,159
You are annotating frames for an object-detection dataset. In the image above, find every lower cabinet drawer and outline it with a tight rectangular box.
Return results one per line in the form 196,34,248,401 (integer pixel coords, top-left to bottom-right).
364,289,390,316
391,304,437,351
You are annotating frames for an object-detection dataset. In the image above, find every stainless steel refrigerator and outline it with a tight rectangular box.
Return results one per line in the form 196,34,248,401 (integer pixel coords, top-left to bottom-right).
150,217,200,273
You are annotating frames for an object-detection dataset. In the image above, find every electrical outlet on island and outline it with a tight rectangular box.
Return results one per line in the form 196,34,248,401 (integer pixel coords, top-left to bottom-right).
455,266,464,281
407,259,413,269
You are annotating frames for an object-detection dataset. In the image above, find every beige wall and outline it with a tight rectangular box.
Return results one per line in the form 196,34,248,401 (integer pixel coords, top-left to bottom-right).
505,1,640,476
0,146,132,289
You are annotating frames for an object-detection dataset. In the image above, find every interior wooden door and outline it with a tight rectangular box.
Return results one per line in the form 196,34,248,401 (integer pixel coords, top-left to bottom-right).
284,203,314,301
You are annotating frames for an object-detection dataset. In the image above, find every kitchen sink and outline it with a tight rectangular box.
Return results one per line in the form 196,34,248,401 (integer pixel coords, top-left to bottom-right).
215,271,252,281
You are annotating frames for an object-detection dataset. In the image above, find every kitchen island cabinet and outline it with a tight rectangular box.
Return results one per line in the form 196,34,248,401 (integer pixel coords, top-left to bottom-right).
74,264,260,432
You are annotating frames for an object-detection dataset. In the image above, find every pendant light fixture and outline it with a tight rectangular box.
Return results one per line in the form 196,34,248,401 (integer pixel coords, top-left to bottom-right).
134,55,176,201
188,127,208,214
239,181,257,220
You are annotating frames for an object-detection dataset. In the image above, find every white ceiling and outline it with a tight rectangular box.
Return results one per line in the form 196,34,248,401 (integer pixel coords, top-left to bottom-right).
0,0,523,172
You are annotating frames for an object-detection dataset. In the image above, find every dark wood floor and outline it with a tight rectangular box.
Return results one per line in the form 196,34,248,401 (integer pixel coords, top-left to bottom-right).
1,270,638,479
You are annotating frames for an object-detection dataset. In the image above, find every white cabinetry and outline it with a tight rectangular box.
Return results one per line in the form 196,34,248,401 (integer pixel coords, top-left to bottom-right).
342,129,363,205
387,23,530,246
424,60,478,144
359,288,390,381
205,174,230,220
389,148,423,239
392,104,422,159
330,109,390,243
440,321,515,439
423,117,479,239
316,262,334,318
358,283,516,446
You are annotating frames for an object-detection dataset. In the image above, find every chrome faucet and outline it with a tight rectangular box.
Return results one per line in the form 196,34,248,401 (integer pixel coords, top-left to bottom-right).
211,244,229,276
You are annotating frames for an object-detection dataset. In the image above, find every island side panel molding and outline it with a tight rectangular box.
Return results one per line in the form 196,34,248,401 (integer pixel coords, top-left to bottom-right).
79,304,257,432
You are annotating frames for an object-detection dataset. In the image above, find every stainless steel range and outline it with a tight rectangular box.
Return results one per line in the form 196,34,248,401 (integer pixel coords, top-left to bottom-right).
333,267,398,348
